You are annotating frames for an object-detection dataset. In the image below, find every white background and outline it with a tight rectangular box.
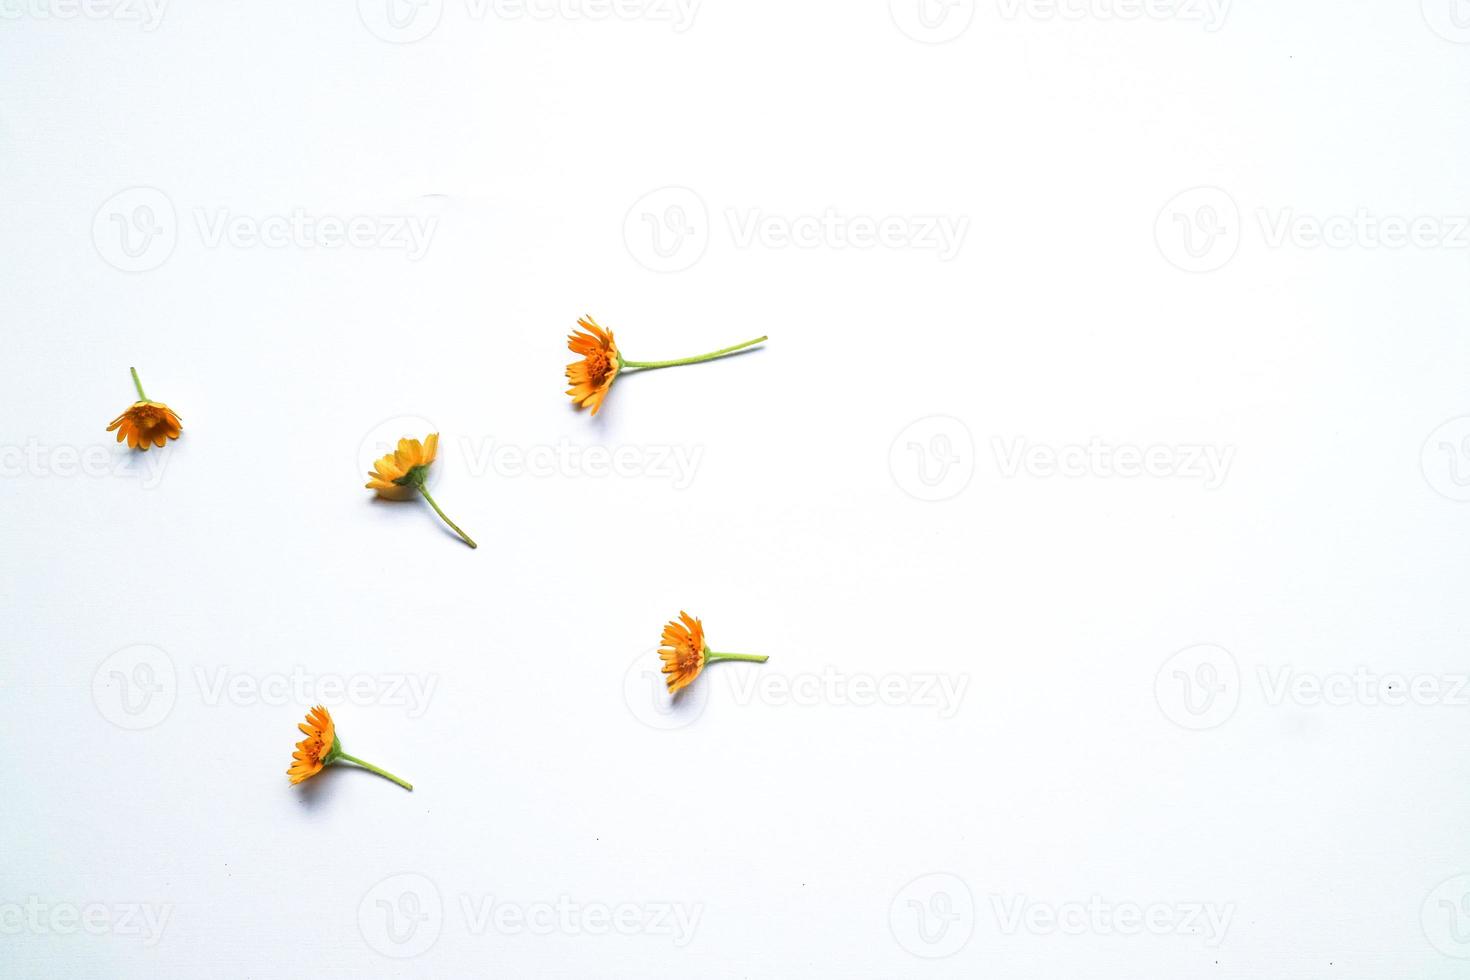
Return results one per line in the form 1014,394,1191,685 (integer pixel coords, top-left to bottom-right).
3,1,1470,976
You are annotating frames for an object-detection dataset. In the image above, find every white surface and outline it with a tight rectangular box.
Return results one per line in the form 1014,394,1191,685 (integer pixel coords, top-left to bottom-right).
3,2,1470,977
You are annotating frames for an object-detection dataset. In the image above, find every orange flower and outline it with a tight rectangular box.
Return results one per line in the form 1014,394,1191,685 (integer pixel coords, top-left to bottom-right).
565,315,621,416
364,433,477,549
106,368,181,450
566,316,768,416
285,704,413,791
658,611,769,694
288,704,338,784
365,434,439,501
659,611,707,694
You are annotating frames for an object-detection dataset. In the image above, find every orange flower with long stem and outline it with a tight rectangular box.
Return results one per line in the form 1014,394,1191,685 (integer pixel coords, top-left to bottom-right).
365,433,478,549
106,367,182,450
566,315,767,416
658,611,769,694
287,704,412,790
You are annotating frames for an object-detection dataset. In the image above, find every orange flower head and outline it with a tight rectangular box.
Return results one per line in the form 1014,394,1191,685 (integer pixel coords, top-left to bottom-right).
107,401,182,451
566,315,620,416
659,611,707,694
287,705,340,784
365,434,439,500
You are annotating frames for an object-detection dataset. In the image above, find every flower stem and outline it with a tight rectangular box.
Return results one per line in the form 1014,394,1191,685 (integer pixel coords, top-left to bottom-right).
418,486,478,549
337,753,413,790
705,651,769,664
130,367,147,401
620,335,768,370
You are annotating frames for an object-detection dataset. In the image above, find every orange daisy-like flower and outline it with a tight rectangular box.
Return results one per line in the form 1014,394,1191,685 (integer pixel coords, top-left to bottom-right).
658,611,769,695
566,315,769,416
106,368,182,450
288,704,339,784
285,704,413,791
659,611,707,695
364,433,477,549
565,315,621,416
365,434,439,501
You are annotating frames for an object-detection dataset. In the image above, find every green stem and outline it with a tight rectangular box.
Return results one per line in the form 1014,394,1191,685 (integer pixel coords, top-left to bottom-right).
705,651,769,664
337,753,413,791
418,486,478,549
129,367,147,401
620,335,768,370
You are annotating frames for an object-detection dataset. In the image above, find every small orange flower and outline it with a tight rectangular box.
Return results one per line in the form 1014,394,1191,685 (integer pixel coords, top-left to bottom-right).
565,315,620,416
365,434,439,501
285,704,413,791
566,316,768,416
364,433,477,549
659,611,707,694
106,368,181,450
658,611,769,694
288,704,338,784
